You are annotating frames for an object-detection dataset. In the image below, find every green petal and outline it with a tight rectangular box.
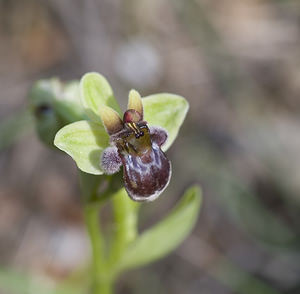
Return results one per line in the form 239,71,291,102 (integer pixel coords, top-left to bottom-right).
54,120,110,174
80,72,121,123
142,93,189,151
116,185,202,272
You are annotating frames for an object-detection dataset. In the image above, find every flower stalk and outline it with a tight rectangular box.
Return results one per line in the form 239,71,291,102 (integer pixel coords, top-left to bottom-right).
80,171,139,293
83,203,109,294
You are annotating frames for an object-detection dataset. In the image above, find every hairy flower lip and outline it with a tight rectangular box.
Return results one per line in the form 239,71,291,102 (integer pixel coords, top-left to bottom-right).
120,140,171,202
125,160,172,202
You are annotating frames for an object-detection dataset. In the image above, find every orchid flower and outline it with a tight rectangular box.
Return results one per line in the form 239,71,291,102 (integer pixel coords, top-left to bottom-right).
54,72,189,202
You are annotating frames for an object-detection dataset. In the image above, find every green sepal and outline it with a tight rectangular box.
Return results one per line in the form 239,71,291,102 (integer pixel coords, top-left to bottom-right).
54,120,110,174
80,72,121,123
142,93,189,151
115,185,202,272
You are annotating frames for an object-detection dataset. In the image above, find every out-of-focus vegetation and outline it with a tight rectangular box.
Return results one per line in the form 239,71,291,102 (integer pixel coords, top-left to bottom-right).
0,0,300,293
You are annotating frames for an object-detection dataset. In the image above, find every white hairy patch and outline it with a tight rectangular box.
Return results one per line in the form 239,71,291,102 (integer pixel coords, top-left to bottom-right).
149,126,168,146
100,146,122,174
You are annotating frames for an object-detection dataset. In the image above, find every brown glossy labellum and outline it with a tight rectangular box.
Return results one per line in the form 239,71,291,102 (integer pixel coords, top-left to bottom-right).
100,90,171,202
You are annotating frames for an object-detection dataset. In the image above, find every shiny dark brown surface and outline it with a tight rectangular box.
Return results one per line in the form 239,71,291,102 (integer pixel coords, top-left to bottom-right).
121,143,171,201
112,122,171,201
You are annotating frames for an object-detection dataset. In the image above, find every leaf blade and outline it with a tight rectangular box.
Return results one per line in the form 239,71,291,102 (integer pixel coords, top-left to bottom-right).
54,120,110,174
116,185,202,272
143,93,189,151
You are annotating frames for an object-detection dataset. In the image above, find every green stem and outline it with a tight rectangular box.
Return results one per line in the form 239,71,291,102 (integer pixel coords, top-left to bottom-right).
79,172,139,293
83,203,109,294
108,189,139,275
80,171,113,294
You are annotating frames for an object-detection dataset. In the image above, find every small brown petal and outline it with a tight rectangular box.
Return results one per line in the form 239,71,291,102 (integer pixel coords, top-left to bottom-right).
128,89,143,118
99,106,124,135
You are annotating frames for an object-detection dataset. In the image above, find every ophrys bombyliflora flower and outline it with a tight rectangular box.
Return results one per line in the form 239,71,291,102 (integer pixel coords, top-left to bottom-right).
100,90,171,201
54,72,189,202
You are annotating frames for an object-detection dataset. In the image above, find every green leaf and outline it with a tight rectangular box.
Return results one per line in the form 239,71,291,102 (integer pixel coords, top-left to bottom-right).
54,120,109,174
80,72,121,123
116,185,202,272
143,93,189,151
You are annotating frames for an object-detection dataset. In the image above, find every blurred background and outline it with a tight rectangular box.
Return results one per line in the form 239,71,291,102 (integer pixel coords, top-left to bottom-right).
1,0,300,293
